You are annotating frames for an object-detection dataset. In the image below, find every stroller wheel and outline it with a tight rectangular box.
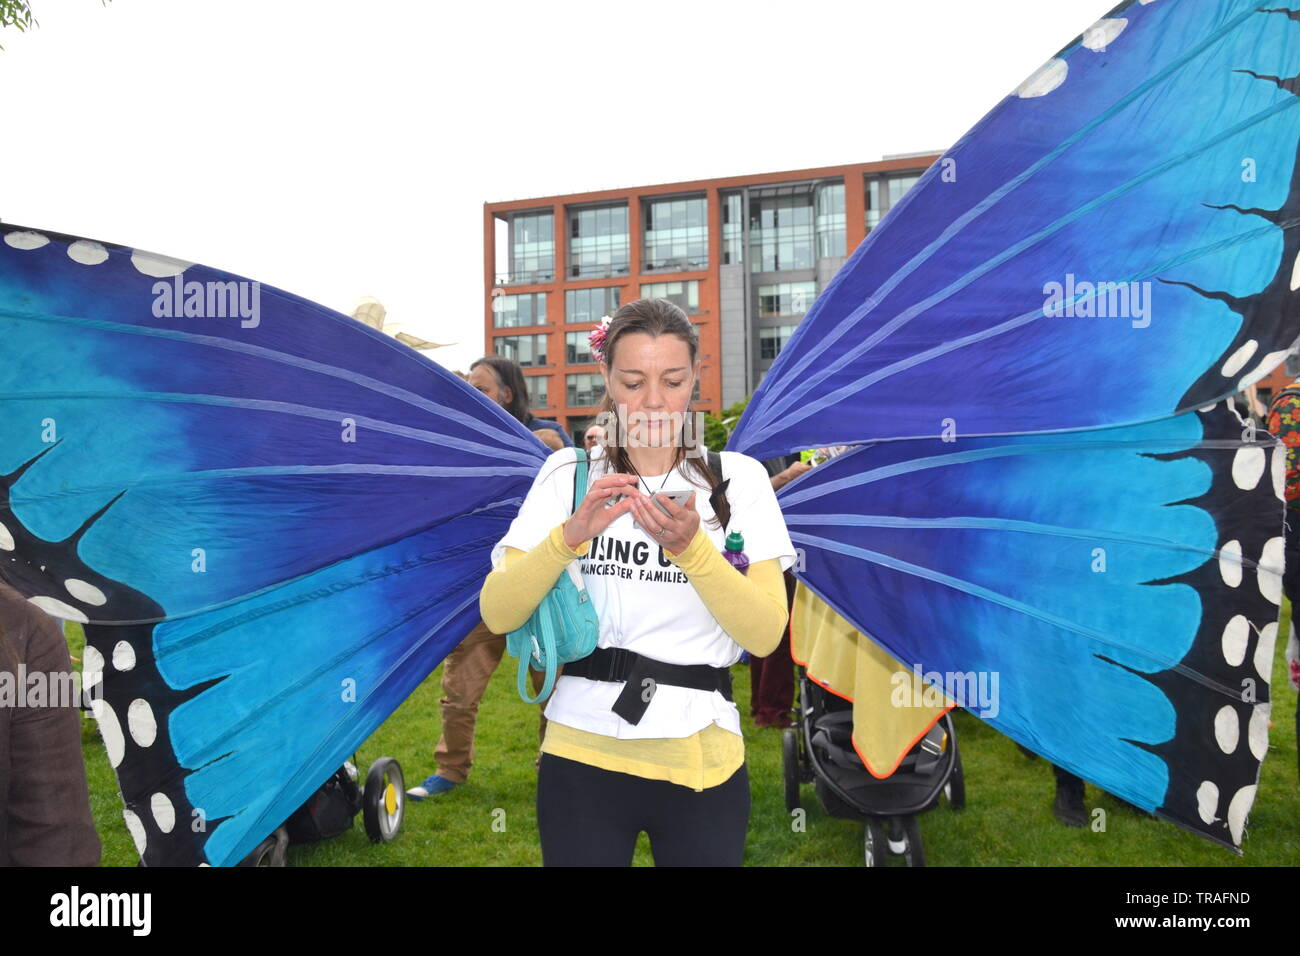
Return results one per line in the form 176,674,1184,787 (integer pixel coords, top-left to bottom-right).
363,757,406,844
782,728,802,812
239,826,288,867
885,815,926,867
863,819,886,867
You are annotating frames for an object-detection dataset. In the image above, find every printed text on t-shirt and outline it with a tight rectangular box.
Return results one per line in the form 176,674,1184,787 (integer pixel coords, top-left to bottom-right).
580,534,690,584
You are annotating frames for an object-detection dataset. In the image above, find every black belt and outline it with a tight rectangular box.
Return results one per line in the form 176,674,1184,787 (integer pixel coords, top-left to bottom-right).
562,646,734,725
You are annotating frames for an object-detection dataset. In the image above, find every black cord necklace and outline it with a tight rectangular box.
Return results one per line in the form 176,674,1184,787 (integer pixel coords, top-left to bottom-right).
624,452,675,497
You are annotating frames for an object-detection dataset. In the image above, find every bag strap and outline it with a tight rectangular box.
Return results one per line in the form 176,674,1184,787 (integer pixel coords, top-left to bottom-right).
516,447,592,705
572,446,589,514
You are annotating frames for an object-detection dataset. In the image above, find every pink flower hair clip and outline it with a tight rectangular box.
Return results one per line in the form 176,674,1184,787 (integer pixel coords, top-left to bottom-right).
589,315,612,363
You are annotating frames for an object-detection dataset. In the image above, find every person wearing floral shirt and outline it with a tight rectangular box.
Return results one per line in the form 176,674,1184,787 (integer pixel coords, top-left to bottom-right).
1265,384,1300,779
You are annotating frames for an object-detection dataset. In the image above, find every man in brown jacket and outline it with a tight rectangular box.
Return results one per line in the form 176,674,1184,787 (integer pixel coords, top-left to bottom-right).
0,582,101,865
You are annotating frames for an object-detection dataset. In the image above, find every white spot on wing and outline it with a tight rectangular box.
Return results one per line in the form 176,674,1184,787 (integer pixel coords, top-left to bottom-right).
1221,615,1249,667
65,578,107,606
1218,540,1243,588
131,249,191,278
1273,444,1287,501
1213,705,1239,753
1196,780,1219,825
1232,446,1266,490
67,239,109,265
82,644,104,695
1248,704,1269,760
4,230,49,250
1221,340,1257,377
1082,18,1127,51
123,808,148,856
1226,784,1256,845
128,698,157,747
1258,536,1284,604
112,640,136,672
27,595,89,624
1017,59,1068,98
0,521,12,551
91,697,126,768
151,792,176,834
1292,249,1300,292
1255,621,1278,681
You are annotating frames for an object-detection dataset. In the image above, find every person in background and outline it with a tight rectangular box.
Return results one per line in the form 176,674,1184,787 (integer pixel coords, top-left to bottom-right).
407,355,565,800
1267,380,1300,781
468,356,572,451
0,583,101,865
583,423,607,452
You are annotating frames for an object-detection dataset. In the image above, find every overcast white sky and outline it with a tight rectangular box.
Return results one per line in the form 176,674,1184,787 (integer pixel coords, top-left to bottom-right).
2,0,1112,372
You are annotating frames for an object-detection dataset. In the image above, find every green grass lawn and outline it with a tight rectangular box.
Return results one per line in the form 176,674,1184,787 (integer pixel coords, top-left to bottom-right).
69,605,1299,867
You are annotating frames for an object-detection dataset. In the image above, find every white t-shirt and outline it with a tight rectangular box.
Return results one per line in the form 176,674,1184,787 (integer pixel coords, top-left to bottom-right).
490,445,797,740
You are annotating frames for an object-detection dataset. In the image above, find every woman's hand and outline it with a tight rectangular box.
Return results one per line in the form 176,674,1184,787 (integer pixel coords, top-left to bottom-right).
563,473,644,551
630,490,699,556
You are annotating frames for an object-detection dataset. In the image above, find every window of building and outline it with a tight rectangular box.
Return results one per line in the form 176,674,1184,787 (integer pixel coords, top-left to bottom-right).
748,193,814,272
889,174,921,208
492,292,547,328
865,178,882,232
759,324,799,361
640,280,700,313
565,330,596,365
494,333,548,368
865,174,922,233
525,374,550,409
568,204,629,279
643,195,708,272
815,182,845,259
721,192,742,265
567,372,605,407
565,286,622,324
757,281,816,318
510,212,554,284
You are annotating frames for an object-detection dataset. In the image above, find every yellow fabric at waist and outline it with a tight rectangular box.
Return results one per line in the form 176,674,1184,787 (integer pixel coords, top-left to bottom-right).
540,721,745,792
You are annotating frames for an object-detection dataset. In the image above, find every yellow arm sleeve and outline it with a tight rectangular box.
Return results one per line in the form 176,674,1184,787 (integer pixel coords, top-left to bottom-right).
664,528,789,657
479,523,590,635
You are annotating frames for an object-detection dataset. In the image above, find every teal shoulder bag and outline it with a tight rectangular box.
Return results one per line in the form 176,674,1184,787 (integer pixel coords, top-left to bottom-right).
505,447,601,703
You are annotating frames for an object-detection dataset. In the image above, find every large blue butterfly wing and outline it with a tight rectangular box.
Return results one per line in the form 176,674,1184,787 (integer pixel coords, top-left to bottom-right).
733,0,1300,459
731,1,1299,850
0,225,547,864
0,224,543,620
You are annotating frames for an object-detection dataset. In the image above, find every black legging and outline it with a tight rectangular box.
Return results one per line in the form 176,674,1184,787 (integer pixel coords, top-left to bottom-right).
536,753,749,866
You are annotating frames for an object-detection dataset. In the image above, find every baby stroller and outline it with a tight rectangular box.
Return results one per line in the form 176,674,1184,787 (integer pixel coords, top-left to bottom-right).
783,667,965,866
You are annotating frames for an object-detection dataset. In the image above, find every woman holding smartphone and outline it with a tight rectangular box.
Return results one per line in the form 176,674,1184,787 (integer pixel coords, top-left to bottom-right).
480,298,796,866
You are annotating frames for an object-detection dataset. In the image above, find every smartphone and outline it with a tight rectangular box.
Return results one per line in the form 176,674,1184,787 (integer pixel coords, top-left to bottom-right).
650,490,693,516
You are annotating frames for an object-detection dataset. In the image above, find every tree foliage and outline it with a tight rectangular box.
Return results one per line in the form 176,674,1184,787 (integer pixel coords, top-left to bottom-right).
0,1,35,39
0,1,111,49
702,395,751,453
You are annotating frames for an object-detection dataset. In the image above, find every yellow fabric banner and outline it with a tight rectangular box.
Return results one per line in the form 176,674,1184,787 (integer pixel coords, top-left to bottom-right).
790,581,952,777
